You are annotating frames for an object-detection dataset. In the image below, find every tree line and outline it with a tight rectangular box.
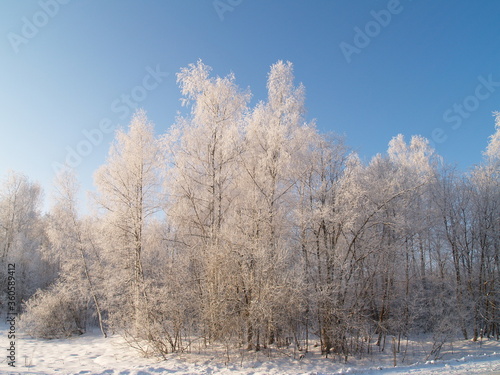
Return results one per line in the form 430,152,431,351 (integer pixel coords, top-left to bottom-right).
1,60,499,359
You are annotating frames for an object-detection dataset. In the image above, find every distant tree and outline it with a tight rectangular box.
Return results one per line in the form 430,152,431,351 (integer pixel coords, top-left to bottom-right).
0,171,49,310
47,170,106,337
0,171,42,262
465,115,500,340
484,112,500,166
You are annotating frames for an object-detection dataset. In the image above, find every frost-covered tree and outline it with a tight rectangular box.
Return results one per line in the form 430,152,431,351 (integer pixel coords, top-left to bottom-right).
434,167,474,339
12,60,500,360
306,135,441,355
163,60,249,345
464,115,500,340
44,170,106,337
94,109,162,334
235,60,315,350
432,115,500,341
485,112,500,167
0,171,48,310
0,171,42,262
294,133,351,355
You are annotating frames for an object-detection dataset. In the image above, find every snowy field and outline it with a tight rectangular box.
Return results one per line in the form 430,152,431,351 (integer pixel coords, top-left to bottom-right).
2,324,500,375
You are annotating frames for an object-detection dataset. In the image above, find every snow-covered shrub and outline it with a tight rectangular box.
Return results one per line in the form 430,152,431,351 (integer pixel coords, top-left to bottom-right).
19,282,87,339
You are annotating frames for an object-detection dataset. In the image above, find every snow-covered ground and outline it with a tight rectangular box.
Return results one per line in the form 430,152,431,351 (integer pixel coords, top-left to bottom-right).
2,324,500,375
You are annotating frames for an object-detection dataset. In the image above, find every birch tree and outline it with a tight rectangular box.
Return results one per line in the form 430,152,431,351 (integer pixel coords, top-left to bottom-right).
94,109,162,334
163,60,249,344
236,60,314,350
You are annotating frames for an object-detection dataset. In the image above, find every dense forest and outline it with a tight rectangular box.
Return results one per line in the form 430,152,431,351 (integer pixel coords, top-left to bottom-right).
1,60,499,360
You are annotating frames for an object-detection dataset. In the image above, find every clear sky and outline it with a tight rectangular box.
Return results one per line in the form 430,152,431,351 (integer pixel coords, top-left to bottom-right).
1,0,500,210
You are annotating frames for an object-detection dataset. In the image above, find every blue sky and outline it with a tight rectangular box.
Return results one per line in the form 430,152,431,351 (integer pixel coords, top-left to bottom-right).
1,0,500,210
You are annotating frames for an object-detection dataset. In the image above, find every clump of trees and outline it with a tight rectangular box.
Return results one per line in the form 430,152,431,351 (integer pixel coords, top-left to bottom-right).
2,60,499,360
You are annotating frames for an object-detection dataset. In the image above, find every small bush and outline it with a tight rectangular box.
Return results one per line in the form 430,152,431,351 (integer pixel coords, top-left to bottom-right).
19,282,87,339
